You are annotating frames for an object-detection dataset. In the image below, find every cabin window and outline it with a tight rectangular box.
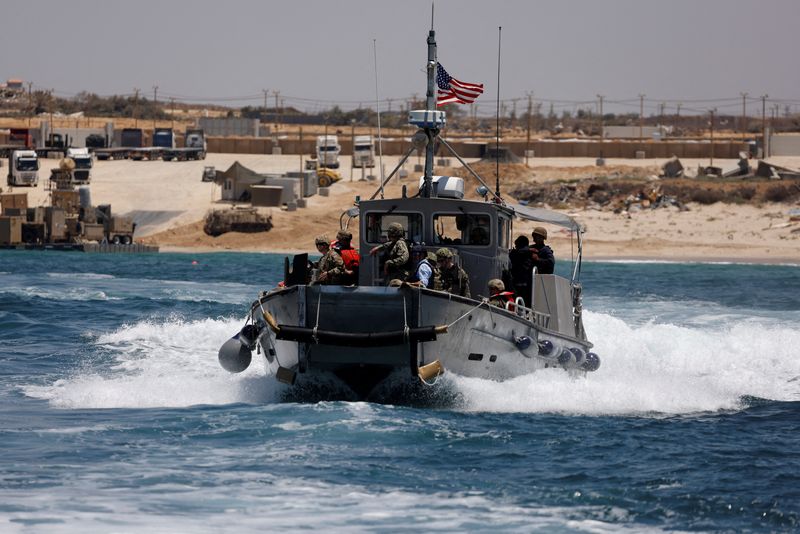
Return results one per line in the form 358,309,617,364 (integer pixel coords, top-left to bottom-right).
365,213,423,244
498,217,509,249
432,213,491,246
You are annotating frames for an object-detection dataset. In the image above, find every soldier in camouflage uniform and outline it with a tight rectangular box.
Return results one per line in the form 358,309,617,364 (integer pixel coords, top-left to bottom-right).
315,234,345,285
436,247,470,298
487,279,515,309
369,222,410,284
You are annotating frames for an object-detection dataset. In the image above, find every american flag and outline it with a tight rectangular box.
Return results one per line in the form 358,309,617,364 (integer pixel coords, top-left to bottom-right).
436,63,484,106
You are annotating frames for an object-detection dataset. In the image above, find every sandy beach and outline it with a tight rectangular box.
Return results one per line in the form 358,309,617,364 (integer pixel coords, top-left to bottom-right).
15,154,800,264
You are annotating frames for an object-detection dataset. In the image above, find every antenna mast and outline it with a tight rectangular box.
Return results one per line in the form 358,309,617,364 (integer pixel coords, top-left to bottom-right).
373,39,385,199
495,26,502,198
421,3,437,198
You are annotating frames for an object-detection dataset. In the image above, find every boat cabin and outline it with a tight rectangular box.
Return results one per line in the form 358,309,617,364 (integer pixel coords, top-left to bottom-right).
356,187,514,295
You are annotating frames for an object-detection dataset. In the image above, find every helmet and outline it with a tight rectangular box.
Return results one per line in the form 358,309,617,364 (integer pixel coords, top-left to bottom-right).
336,229,352,241
532,226,548,239
314,234,330,246
436,247,453,260
488,279,505,292
387,222,405,237
426,252,438,263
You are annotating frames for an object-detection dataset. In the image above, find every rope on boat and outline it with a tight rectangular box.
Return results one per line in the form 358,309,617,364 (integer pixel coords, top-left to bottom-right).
446,299,490,329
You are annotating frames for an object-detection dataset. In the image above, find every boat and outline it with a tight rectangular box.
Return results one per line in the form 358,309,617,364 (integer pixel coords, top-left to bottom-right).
217,23,600,402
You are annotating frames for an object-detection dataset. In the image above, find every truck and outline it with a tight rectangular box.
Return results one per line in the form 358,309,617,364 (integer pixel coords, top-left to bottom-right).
120,128,144,148
316,135,340,169
352,135,376,168
152,128,176,149
185,128,207,158
7,150,39,187
93,204,135,244
163,128,207,161
65,148,93,183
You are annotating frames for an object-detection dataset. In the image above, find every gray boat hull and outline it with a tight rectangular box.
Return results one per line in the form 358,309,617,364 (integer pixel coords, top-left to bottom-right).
245,285,594,401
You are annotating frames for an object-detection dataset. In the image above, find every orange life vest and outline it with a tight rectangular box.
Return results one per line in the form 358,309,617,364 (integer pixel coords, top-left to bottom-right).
493,291,516,311
339,248,360,270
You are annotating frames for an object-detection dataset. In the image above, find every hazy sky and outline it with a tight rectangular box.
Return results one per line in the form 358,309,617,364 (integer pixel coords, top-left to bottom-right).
3,0,798,116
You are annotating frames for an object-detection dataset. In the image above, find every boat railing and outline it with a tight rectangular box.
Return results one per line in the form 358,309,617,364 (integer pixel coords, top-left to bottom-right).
507,298,550,329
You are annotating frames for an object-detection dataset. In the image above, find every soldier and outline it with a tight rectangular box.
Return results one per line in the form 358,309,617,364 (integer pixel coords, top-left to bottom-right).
332,229,359,285
406,245,439,289
436,247,470,298
509,235,534,306
369,222,409,284
487,279,515,310
530,227,555,275
314,234,345,285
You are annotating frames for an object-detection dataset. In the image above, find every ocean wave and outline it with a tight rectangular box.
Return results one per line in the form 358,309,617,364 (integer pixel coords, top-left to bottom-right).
2,286,118,301
0,472,655,533
46,272,116,280
452,311,800,415
23,316,284,409
22,310,800,416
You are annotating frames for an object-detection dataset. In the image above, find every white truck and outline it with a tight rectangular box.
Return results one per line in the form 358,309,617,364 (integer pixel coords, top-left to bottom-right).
66,147,93,183
316,135,340,169
352,135,375,168
7,150,40,187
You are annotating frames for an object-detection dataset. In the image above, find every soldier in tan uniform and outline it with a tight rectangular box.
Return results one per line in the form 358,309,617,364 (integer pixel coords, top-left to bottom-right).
315,234,345,285
436,247,470,298
369,222,410,284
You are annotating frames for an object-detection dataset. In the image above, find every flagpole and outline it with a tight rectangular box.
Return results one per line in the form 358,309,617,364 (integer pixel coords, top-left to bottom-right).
495,26,502,198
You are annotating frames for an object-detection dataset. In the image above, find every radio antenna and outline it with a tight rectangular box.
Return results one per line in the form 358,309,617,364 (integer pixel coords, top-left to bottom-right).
495,26,502,198
373,38,385,198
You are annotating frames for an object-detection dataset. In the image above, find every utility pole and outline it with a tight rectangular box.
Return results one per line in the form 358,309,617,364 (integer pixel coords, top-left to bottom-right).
49,89,55,143
133,88,140,128
27,82,33,127
350,119,356,181
526,92,533,165
273,90,280,130
740,92,748,140
638,94,645,141
761,94,768,158
709,108,716,167
597,94,604,141
170,97,175,129
152,85,158,130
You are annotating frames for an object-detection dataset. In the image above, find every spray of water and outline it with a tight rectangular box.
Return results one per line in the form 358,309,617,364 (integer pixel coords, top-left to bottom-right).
24,310,800,415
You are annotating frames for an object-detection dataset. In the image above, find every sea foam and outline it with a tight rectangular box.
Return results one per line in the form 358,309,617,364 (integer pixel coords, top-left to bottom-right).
23,310,800,415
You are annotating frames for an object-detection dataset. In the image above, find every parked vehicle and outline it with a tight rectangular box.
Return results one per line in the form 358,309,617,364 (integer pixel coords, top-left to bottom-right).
94,204,135,244
7,150,39,187
316,135,340,169
202,166,216,182
65,148,93,183
163,129,207,161
152,128,176,149
120,128,144,148
352,135,375,168
85,134,107,150
185,128,207,159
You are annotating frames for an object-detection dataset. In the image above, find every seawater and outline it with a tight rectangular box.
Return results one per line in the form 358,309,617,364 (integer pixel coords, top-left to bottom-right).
1,251,798,532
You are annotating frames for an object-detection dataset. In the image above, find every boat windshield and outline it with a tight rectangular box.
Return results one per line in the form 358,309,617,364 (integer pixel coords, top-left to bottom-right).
432,213,491,246
365,212,423,243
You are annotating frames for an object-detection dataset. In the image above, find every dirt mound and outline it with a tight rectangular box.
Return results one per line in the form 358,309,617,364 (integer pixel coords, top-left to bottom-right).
510,176,800,211
203,208,273,236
